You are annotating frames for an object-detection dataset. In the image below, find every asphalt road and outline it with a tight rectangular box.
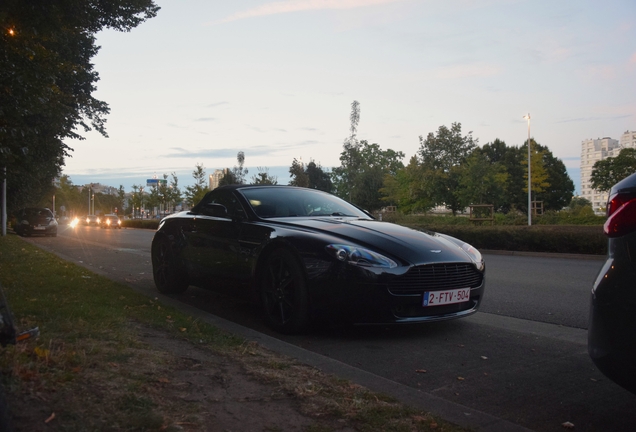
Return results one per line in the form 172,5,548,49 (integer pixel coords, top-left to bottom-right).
19,224,636,432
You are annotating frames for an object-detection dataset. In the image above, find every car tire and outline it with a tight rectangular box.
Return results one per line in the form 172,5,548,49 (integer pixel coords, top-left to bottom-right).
151,236,188,294
260,248,309,334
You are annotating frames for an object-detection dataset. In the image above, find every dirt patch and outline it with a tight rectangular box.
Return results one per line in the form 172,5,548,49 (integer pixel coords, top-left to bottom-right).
3,322,362,431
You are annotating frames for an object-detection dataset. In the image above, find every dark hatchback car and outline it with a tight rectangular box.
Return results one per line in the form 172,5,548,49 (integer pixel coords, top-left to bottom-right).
100,214,121,229
13,207,58,237
589,171,636,394
84,215,99,226
151,185,486,333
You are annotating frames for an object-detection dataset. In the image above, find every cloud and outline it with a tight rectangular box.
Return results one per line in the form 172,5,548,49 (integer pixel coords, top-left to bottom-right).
207,101,229,107
429,62,501,80
556,114,631,124
215,0,405,24
195,117,216,122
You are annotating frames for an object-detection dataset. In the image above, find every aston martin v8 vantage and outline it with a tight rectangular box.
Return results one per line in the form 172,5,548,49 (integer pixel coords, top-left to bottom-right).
151,185,485,333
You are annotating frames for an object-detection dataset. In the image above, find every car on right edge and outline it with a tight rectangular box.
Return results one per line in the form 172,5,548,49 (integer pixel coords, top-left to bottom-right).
588,171,636,394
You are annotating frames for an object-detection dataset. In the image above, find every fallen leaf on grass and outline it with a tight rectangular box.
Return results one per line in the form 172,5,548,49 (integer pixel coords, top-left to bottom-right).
179,328,187,332
415,369,427,373
34,347,50,359
158,377,170,383
44,413,55,423
481,356,488,360
562,421,575,429
457,377,465,381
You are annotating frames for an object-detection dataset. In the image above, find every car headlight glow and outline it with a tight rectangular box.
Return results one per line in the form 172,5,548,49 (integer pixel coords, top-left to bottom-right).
326,244,397,268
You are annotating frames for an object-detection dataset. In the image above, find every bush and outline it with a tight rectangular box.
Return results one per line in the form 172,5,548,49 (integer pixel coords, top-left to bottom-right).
401,224,606,255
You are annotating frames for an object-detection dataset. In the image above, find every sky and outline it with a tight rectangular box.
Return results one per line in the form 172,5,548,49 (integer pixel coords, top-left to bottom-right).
61,0,636,196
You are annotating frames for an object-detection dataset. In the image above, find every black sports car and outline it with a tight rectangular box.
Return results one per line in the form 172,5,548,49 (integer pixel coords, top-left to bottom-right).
13,207,58,237
589,171,636,394
151,185,486,333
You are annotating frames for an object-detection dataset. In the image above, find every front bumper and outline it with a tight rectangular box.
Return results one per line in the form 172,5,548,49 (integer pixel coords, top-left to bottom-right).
307,259,485,325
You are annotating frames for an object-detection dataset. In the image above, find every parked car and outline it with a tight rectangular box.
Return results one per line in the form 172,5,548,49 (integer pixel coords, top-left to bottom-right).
588,171,636,394
151,185,486,334
13,208,58,237
100,214,121,229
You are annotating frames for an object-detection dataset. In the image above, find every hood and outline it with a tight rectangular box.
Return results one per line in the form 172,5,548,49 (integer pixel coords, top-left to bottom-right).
272,217,474,265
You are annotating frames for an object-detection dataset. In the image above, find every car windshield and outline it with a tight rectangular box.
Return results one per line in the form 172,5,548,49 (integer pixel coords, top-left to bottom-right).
24,208,52,218
240,187,370,219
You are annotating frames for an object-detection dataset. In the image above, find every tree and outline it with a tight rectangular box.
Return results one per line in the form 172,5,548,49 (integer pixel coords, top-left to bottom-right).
305,161,332,192
333,141,404,210
289,158,309,187
590,148,636,192
184,164,208,207
167,173,181,212
417,123,477,215
381,156,433,213
569,196,592,210
534,143,574,211
251,167,278,185
289,159,332,192
457,150,508,208
117,186,126,215
219,152,249,186
1,0,159,217
332,101,362,200
522,139,550,197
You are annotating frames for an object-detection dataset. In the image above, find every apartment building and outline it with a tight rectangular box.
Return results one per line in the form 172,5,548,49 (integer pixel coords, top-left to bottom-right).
209,168,229,190
580,130,636,212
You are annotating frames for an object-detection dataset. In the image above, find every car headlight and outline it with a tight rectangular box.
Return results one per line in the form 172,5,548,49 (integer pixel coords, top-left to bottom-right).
326,244,397,268
461,242,484,270
436,233,484,271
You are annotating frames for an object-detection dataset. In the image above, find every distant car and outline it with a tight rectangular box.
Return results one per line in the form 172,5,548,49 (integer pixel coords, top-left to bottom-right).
588,171,636,394
13,208,58,237
151,185,485,334
100,214,121,229
84,215,100,226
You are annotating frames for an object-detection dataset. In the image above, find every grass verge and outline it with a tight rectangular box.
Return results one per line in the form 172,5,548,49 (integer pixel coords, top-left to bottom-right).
0,234,466,432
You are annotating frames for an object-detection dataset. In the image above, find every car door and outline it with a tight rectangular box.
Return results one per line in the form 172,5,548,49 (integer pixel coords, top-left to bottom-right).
186,190,245,287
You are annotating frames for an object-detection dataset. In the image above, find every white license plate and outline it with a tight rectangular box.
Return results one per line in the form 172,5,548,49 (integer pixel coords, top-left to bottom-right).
423,288,471,307
33,226,45,230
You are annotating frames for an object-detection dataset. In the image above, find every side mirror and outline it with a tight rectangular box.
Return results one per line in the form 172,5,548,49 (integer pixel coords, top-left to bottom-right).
201,203,228,218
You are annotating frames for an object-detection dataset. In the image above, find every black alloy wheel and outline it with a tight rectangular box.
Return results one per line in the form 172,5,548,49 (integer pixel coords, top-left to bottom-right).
261,249,309,334
151,236,189,294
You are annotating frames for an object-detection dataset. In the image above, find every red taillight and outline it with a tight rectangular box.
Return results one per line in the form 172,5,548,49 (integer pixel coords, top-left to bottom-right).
604,195,636,238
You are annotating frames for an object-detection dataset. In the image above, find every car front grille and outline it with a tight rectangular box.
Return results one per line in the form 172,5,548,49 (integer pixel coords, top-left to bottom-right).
388,263,483,295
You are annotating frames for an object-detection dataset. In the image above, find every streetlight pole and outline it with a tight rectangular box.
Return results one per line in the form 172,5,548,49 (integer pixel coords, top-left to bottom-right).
524,114,531,226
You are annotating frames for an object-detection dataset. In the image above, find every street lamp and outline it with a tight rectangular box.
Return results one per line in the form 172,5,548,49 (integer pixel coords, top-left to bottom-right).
523,114,531,226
